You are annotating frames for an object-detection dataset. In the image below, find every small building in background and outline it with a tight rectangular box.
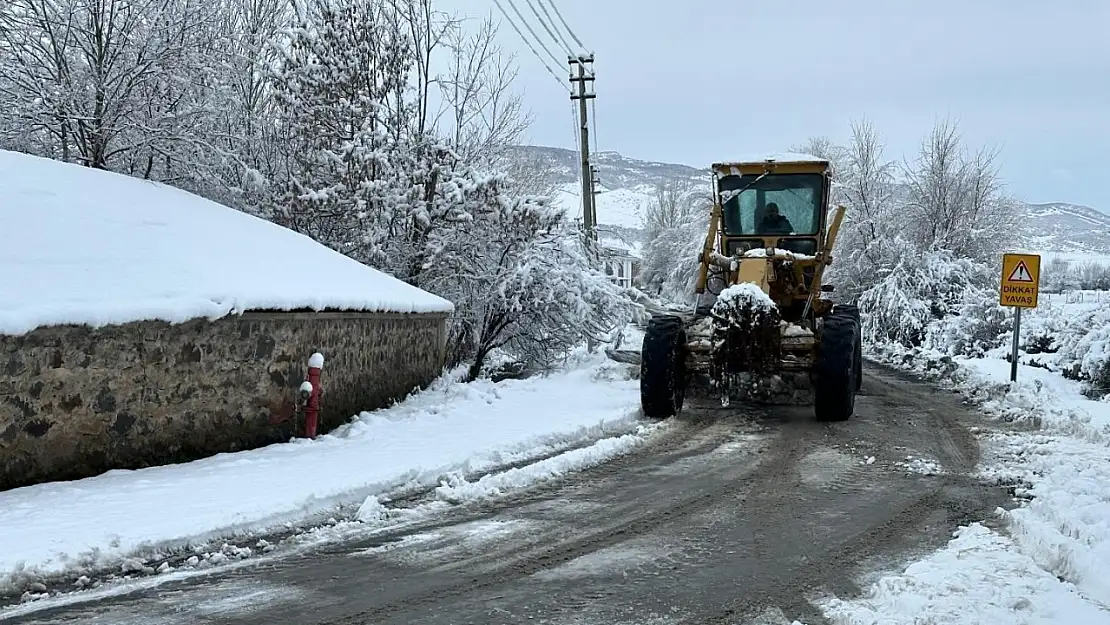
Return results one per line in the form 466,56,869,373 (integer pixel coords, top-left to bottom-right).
599,234,642,288
0,150,453,491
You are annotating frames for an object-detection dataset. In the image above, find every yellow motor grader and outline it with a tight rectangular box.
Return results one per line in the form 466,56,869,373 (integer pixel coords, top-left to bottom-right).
638,154,862,421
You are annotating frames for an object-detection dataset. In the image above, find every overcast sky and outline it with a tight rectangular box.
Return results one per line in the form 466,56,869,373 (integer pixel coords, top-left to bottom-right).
445,0,1109,212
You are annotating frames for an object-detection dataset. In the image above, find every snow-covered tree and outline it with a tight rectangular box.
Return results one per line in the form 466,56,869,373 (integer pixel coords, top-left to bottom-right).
497,147,559,199
0,0,219,169
901,118,1019,263
267,0,413,264
416,170,629,379
1041,257,1079,293
790,135,849,185
821,119,901,303
202,0,291,216
437,16,530,167
637,178,712,303
641,178,707,241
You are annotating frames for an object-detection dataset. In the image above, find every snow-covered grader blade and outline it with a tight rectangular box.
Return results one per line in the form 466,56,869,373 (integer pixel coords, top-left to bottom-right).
636,155,862,421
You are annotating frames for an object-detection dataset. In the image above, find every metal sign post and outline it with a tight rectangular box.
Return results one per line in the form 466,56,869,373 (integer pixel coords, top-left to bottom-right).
998,253,1041,382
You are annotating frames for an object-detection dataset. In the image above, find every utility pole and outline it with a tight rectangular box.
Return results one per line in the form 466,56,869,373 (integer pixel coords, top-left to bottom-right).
570,54,599,353
569,54,596,245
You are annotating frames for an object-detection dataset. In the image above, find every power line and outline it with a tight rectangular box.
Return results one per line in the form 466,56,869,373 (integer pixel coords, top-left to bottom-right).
524,0,573,57
544,0,588,53
503,0,565,70
490,0,566,90
570,99,581,152
570,98,582,220
590,97,599,159
533,0,576,56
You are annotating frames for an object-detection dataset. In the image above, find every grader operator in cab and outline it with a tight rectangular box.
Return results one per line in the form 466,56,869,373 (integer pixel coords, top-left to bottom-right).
639,154,862,422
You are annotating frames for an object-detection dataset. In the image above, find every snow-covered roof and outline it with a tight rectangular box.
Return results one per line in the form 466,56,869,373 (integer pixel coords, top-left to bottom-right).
599,235,625,249
712,152,829,168
0,150,454,336
599,234,643,260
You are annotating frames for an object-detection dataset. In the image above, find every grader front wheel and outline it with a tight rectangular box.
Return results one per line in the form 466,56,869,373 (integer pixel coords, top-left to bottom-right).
830,304,864,391
814,306,861,422
640,315,687,419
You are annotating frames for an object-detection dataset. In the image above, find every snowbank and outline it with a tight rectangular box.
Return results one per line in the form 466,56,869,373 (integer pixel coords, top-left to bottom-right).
1017,291,1110,393
818,316,1110,622
821,523,1109,624
0,354,643,591
0,150,453,336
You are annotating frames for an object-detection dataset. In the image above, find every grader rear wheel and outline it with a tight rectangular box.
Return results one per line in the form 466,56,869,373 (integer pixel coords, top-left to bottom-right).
640,315,687,419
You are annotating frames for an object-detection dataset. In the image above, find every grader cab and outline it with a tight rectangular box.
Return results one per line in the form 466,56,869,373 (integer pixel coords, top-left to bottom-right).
639,154,862,421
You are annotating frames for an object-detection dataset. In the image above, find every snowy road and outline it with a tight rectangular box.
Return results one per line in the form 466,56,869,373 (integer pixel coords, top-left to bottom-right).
3,365,1012,625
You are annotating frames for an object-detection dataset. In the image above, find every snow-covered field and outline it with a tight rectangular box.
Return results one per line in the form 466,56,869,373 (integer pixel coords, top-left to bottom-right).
814,289,1110,624
1042,250,1110,267
0,353,650,606
0,149,452,337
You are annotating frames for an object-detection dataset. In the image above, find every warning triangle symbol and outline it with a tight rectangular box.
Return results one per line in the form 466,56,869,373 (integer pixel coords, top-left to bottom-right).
1008,260,1034,283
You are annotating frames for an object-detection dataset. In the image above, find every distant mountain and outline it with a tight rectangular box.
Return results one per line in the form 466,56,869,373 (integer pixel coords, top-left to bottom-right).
506,145,706,191
1021,202,1110,257
504,146,706,251
512,145,1110,261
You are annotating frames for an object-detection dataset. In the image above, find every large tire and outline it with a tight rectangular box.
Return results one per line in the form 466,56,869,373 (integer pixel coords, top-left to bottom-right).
852,333,861,390
814,307,860,422
854,329,863,391
640,315,687,419
833,304,864,392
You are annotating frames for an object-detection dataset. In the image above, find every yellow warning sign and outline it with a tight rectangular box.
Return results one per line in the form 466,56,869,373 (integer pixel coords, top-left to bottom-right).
1000,253,1040,308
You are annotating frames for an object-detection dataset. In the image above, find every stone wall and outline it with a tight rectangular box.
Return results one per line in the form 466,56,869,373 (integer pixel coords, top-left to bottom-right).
0,311,447,491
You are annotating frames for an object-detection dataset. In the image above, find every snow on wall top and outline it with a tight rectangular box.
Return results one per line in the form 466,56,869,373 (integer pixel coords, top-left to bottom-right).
0,150,454,336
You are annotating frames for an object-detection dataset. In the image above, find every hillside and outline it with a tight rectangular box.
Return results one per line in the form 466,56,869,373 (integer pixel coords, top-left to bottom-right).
504,145,707,248
513,146,1110,262
1022,202,1110,259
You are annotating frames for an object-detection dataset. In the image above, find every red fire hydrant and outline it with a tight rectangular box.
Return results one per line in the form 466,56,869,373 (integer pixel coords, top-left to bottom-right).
299,352,324,439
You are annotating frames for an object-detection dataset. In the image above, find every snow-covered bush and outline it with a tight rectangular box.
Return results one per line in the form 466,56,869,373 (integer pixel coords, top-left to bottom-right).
1042,305,1110,395
859,249,995,350
922,288,1010,358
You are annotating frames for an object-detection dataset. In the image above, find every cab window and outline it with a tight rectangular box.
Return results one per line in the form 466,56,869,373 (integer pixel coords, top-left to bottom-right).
718,173,824,237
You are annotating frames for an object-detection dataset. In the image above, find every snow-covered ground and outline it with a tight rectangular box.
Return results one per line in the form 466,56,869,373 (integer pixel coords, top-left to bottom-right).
813,291,1110,623
0,149,451,336
0,353,651,606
